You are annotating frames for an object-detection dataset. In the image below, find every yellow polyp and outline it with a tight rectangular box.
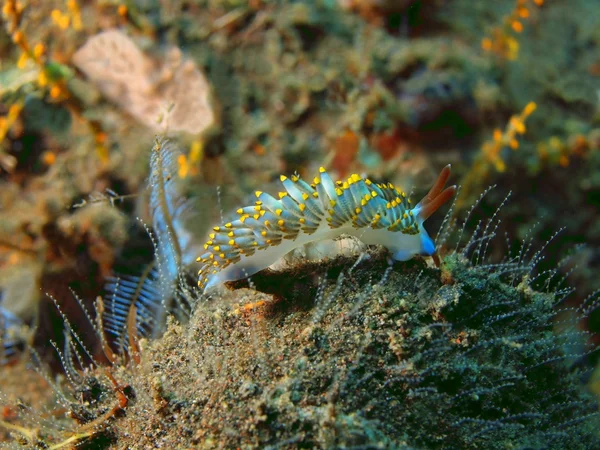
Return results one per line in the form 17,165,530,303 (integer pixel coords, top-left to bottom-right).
58,14,70,29
190,140,204,162
253,214,259,219
213,226,220,231
255,191,263,197
299,218,305,224
50,84,62,99
319,167,326,173
299,204,306,211
524,102,537,116
261,231,267,237
371,191,378,197
518,7,530,18
264,220,271,227
219,253,226,259
335,188,343,196
237,208,243,214
277,219,284,227
515,122,526,134
506,37,519,60
301,193,309,200
291,175,299,182
41,150,56,166
330,200,336,207
365,179,372,185
313,177,320,184
280,175,287,181
511,21,523,33
213,246,220,252
33,43,45,60
355,207,361,214
312,192,319,198
36,70,48,86
276,209,282,216
50,9,62,22
229,239,235,245
213,261,219,266
509,139,519,150
17,52,28,69
497,158,507,172
177,154,189,178
225,222,232,228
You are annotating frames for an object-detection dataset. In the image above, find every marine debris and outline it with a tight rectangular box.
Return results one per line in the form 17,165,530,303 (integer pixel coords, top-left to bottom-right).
73,30,215,136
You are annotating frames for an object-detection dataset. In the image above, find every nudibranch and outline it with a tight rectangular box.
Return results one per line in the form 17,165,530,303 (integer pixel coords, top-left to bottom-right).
197,165,455,291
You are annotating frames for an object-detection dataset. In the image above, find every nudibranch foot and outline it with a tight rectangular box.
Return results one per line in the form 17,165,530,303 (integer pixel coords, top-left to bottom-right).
197,165,455,292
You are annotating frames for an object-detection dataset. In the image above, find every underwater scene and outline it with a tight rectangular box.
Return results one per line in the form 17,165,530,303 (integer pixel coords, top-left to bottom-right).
1,0,600,448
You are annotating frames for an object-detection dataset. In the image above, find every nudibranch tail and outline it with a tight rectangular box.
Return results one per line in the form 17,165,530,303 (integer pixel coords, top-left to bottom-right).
415,164,456,222
197,165,455,292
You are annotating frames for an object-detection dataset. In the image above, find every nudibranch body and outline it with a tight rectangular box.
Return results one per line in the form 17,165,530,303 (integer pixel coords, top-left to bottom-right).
197,165,455,291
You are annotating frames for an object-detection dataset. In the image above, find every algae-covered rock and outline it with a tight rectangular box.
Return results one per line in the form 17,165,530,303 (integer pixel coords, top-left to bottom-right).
106,251,599,449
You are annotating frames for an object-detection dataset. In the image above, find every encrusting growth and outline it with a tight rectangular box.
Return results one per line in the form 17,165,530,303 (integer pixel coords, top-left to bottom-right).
197,165,456,291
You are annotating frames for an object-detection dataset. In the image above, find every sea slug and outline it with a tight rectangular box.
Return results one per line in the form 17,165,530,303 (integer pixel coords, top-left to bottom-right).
197,165,456,291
